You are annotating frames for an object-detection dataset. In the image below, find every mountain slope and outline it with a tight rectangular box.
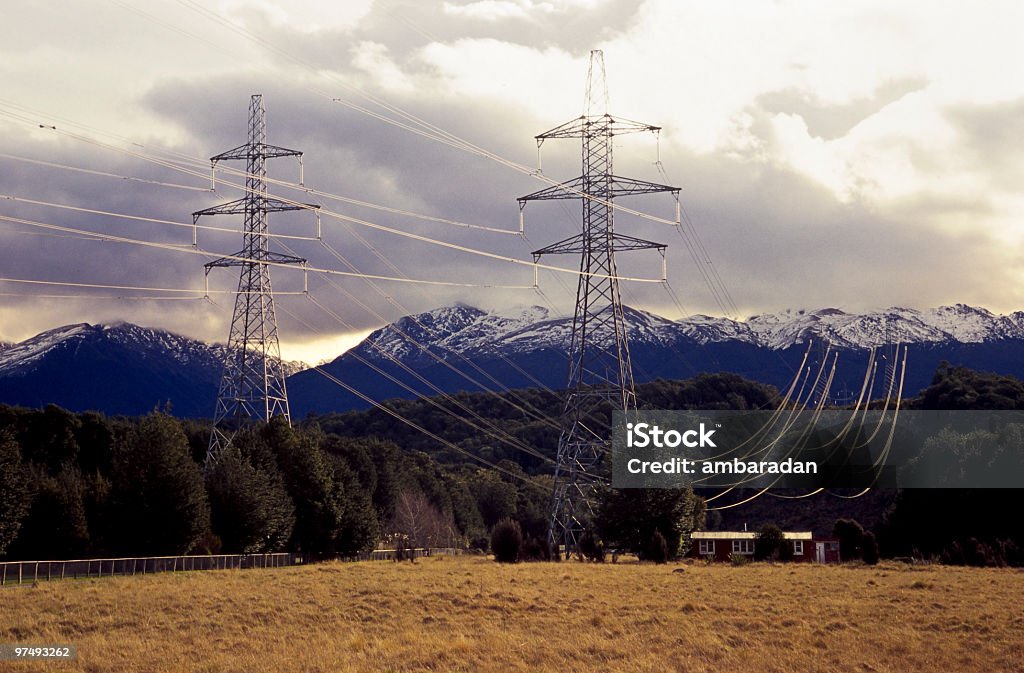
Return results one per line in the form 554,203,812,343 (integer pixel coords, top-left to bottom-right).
286,303,1024,416
6,304,1024,418
0,323,304,417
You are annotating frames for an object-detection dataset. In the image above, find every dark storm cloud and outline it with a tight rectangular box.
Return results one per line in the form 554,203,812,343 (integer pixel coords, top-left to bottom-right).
0,127,234,339
136,74,558,337
608,143,1019,319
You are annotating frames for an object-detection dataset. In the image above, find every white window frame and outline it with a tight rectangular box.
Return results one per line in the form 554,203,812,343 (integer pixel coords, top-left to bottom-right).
698,540,715,555
793,540,804,555
731,539,754,554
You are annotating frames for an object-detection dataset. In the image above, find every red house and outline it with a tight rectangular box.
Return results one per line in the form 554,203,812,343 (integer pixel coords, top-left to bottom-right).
688,531,840,563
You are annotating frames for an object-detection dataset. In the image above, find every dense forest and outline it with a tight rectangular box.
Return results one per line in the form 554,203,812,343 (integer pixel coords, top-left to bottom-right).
0,369,1021,565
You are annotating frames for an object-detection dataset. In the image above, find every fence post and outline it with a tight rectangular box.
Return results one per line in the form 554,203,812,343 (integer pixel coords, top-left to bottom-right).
2,563,6,586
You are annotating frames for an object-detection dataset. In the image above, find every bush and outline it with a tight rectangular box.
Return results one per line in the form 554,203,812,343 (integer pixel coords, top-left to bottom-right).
491,519,522,563
833,518,865,562
579,529,605,562
644,530,669,564
754,524,792,561
519,534,552,561
730,552,749,566
862,531,880,565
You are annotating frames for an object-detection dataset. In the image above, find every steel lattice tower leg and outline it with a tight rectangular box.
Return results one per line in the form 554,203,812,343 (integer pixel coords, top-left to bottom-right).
195,94,318,468
518,51,679,558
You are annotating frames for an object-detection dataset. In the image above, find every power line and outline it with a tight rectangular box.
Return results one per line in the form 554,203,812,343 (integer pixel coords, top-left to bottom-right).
10,115,669,285
0,213,533,289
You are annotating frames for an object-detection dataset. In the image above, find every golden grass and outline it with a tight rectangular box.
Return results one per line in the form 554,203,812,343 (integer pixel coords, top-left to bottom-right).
2,556,1023,672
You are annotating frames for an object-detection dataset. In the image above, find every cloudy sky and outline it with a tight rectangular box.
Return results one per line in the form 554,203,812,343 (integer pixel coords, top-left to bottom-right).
1,0,1023,362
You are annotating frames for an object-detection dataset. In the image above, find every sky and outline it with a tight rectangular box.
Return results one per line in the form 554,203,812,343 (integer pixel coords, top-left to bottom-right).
1,0,1023,363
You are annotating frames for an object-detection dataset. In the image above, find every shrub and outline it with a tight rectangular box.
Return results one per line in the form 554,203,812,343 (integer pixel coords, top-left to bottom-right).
862,531,880,565
491,519,522,563
833,519,865,562
644,530,669,564
579,529,605,562
519,534,552,562
730,552,749,566
754,524,792,561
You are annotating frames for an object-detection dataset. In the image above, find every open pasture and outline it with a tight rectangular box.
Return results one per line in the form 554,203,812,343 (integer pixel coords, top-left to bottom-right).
2,556,1022,672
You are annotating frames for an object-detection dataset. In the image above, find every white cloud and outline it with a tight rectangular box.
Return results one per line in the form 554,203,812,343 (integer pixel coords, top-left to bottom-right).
224,0,374,33
442,0,603,22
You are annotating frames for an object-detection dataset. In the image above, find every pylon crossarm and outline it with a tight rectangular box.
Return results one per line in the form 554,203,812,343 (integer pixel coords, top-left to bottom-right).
193,198,317,220
609,233,666,252
518,177,586,202
606,175,679,197
531,233,585,257
210,144,249,162
518,175,677,204
204,250,307,270
536,114,661,140
532,233,662,260
211,143,302,162
259,144,303,159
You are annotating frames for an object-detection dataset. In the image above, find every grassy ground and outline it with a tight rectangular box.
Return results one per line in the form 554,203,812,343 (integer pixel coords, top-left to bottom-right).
2,556,1023,673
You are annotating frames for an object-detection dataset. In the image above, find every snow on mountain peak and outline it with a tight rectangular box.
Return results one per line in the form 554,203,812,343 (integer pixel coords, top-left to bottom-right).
353,302,1024,361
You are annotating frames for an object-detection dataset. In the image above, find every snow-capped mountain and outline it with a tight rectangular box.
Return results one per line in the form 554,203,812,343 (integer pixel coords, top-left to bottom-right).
7,304,1024,417
351,303,1024,359
0,322,303,416
286,302,1024,415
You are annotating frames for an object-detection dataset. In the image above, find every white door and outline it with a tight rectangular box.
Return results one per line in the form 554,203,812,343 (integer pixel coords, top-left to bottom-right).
815,542,825,563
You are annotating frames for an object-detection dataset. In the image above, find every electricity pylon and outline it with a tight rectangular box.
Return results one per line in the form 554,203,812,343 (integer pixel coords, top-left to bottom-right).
518,50,679,558
196,94,317,468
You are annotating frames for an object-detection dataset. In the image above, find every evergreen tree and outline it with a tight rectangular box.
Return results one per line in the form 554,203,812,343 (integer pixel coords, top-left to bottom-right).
833,518,865,562
109,412,210,555
596,487,703,560
261,419,343,557
754,523,793,561
206,447,295,553
0,430,30,556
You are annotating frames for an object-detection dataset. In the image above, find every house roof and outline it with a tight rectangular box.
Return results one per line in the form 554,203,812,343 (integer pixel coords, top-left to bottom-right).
691,531,813,541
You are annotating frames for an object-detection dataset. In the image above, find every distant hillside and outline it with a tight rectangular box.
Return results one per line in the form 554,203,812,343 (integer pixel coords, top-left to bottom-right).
0,323,302,416
286,303,1024,416
7,303,1024,417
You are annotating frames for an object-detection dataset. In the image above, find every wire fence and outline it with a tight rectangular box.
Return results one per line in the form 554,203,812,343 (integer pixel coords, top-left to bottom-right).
0,548,472,586
0,553,303,586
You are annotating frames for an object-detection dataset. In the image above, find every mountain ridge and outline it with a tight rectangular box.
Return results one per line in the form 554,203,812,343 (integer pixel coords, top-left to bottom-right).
5,303,1024,417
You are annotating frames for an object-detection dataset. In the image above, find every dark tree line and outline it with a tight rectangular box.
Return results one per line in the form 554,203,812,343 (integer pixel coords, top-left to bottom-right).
0,406,551,560
3,367,1020,566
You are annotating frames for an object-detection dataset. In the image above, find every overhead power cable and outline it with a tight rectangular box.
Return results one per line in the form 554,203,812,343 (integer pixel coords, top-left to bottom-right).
0,151,213,192
273,301,555,492
0,213,532,289
9,117,668,285
0,275,304,296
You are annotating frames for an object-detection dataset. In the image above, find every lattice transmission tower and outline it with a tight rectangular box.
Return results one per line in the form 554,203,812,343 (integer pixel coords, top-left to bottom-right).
518,51,679,557
196,94,317,467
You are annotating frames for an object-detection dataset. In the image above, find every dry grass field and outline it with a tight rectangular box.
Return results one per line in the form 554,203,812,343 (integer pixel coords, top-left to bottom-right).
2,556,1023,673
